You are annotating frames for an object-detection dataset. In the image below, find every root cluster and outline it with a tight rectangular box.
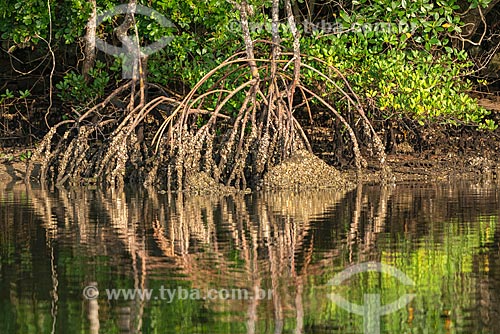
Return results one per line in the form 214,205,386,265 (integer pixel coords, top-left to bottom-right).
26,0,388,191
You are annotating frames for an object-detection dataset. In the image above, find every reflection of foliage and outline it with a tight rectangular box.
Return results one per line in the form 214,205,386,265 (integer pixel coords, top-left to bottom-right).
0,184,498,333
321,215,496,333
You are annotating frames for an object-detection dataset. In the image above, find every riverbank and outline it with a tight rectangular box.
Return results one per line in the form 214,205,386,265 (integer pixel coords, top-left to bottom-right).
1,128,499,188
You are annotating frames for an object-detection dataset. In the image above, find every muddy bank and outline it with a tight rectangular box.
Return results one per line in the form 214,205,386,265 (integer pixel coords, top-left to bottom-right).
1,147,499,191
3,122,500,189
262,149,355,190
0,161,25,184
0,147,27,185
357,153,500,184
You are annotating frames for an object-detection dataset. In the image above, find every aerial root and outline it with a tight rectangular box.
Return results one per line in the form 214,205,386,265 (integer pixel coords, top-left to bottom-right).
25,0,390,190
26,57,386,189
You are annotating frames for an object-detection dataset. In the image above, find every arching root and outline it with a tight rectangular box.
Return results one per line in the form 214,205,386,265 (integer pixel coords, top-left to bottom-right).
25,0,389,190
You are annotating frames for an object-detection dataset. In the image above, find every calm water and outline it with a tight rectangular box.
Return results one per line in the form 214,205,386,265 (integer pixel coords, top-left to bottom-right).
0,181,499,334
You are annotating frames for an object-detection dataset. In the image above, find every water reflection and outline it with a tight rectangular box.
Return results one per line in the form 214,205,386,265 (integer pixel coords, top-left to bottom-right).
0,181,499,333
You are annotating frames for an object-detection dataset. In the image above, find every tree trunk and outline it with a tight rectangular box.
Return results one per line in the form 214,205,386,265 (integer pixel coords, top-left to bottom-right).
82,0,97,80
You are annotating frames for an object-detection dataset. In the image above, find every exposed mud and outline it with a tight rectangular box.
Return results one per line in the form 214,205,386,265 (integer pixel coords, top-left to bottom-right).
0,161,25,184
0,147,29,185
262,149,355,190
2,123,500,191
184,171,249,195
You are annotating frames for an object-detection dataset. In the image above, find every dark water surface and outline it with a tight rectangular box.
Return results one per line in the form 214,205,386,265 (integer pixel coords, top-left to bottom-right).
1,182,499,333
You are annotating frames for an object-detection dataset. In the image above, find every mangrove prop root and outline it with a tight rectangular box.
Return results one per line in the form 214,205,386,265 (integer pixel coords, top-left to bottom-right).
27,1,387,189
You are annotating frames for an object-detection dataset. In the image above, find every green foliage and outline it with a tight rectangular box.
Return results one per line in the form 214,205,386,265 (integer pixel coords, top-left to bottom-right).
338,0,461,52
301,0,497,129
0,89,15,103
0,0,244,107
0,0,95,46
147,0,241,87
351,50,493,128
0,89,32,115
56,61,109,103
0,0,496,130
19,150,32,161
0,0,48,46
469,0,494,8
